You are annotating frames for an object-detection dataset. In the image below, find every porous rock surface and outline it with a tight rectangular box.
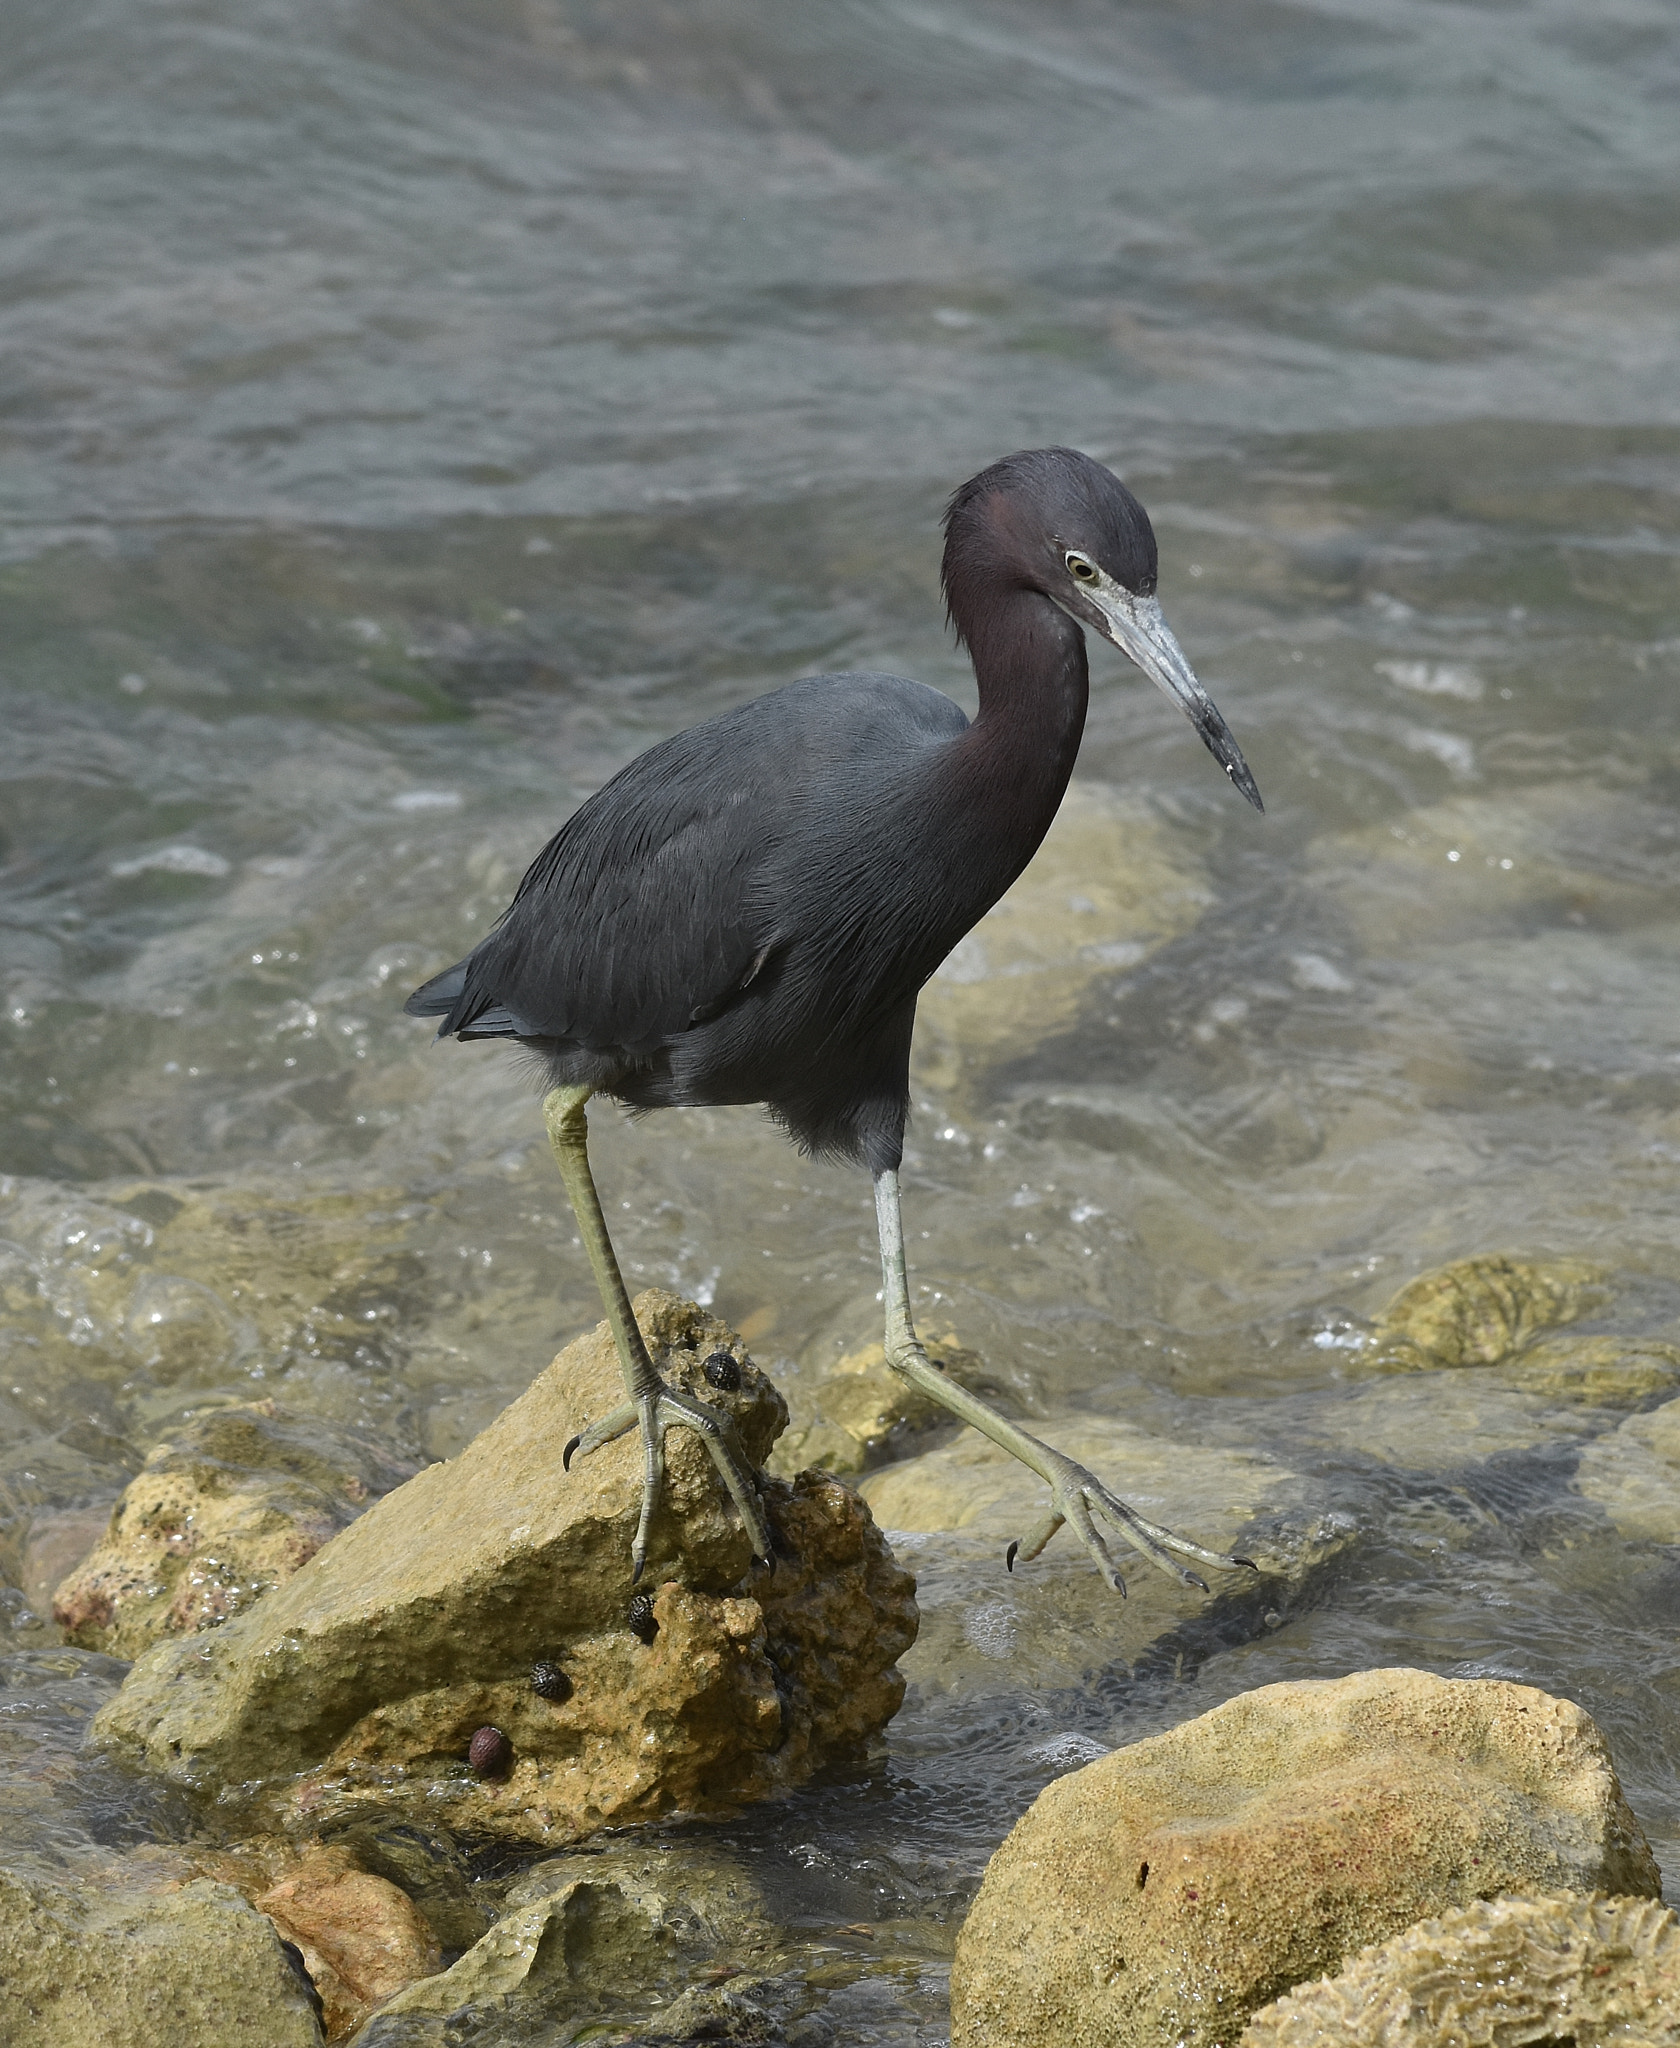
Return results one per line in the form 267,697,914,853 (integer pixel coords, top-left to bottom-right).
949,1668,1659,2048
1240,1889,1680,2047
91,1291,916,1843
0,1859,323,2047
52,1400,421,1659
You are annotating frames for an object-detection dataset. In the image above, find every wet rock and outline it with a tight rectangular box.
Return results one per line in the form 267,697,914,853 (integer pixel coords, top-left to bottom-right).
913,781,1211,1092
1500,1332,1680,1409
1307,1372,1589,1471
52,1400,421,1659
767,1330,997,1479
91,1292,916,1844
1363,1252,1604,1372
363,1838,780,2033
0,1861,323,2047
254,1845,440,2041
860,1415,1351,1696
1573,1394,1680,1543
949,1668,1659,2048
1240,1889,1680,2046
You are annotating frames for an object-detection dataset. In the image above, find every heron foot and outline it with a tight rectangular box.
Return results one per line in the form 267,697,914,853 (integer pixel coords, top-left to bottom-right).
1004,1449,1258,1598
564,1383,774,1583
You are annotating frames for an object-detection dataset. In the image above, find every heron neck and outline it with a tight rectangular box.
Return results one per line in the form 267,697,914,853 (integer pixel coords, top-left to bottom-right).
961,591,1090,833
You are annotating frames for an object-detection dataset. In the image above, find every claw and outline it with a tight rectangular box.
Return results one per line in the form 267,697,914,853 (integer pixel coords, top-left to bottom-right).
1004,1539,1019,1573
562,1434,581,1470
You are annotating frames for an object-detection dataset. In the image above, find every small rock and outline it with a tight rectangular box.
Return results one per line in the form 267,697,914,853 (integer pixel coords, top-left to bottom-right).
92,1293,917,1845
949,1668,1659,2048
52,1400,421,1659
255,1843,440,2040
1364,1252,1603,1372
366,1839,779,2031
0,1863,322,2047
1241,1891,1680,2047
1574,1394,1680,1543
767,1331,998,1480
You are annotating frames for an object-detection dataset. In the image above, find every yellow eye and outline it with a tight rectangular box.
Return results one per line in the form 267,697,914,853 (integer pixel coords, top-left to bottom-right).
1065,553,1098,582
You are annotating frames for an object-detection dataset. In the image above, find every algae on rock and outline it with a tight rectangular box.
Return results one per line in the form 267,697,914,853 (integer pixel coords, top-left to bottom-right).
91,1292,916,1845
949,1668,1659,2048
1240,1891,1680,2047
53,1400,420,1659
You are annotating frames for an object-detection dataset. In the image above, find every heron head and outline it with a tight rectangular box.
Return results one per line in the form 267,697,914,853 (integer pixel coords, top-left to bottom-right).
945,447,1263,812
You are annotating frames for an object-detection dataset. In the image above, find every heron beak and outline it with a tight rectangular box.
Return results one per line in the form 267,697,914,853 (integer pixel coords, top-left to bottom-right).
1091,589,1264,812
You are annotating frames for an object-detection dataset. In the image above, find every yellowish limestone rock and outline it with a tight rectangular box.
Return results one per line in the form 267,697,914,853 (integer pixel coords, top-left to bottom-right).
255,1843,440,2040
1240,1891,1680,2047
949,1668,1658,2048
1366,1252,1603,1372
52,1401,420,1659
1573,1395,1680,1544
767,1330,995,1478
91,1293,916,1845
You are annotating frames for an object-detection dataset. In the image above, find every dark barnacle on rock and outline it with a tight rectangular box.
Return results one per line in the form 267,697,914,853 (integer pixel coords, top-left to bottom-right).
468,1724,513,1779
702,1348,742,1392
628,1593,659,1643
531,1658,572,1703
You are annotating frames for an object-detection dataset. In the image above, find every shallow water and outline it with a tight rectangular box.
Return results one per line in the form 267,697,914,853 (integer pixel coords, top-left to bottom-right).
3,0,1680,2037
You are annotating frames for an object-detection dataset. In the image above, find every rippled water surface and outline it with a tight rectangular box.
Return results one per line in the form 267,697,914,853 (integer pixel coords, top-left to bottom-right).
4,1,1680,2038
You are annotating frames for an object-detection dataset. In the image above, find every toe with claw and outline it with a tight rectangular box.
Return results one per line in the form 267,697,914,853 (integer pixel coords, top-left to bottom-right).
1004,1451,1258,1598
565,1381,774,1581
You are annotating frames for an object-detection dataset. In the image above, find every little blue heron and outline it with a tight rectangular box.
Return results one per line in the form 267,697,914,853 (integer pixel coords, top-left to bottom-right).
407,447,1263,1596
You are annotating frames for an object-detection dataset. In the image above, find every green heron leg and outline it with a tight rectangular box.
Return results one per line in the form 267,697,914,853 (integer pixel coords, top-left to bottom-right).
871,1167,1254,1597
544,1086,773,1581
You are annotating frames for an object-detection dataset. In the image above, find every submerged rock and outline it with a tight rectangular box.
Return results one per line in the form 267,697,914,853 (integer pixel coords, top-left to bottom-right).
0,1860,323,2047
1240,1891,1680,2047
860,1414,1351,1697
1499,1331,1680,1409
52,1401,421,1659
767,1330,998,1479
1364,1252,1603,1372
363,1839,779,2033
1573,1394,1680,1543
949,1668,1659,2048
91,1292,916,1844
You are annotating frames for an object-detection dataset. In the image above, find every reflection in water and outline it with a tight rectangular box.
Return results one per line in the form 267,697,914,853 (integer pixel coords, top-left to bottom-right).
2,0,1680,2033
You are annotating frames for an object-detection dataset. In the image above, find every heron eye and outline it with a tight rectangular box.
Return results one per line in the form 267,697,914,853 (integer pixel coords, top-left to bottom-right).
1066,553,1098,582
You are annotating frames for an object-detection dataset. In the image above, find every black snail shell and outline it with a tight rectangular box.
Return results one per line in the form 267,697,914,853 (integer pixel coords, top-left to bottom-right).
468,1724,513,1778
702,1349,742,1392
530,1658,572,1703
628,1593,659,1643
